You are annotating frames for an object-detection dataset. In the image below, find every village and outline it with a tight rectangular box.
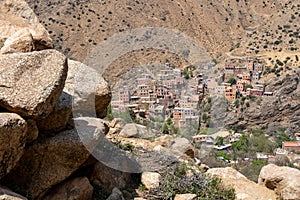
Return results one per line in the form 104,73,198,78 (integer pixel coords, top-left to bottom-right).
111,59,299,164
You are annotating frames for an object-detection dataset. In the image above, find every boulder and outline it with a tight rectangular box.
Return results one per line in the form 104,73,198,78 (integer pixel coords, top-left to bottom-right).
170,137,195,158
89,161,133,192
258,164,300,200
207,167,277,200
0,186,27,200
0,113,27,179
38,59,111,133
0,0,53,51
37,91,72,133
0,28,34,54
66,60,111,119
110,118,126,129
0,50,67,118
43,177,93,200
141,172,161,190
119,123,154,138
25,119,38,143
2,118,107,199
174,194,197,200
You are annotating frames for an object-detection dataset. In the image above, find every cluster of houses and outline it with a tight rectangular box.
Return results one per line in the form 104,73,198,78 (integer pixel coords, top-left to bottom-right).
206,59,274,101
193,130,300,165
192,131,242,150
111,64,204,128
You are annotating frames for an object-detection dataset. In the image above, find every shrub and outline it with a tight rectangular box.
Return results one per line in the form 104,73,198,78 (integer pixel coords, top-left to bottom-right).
149,163,235,199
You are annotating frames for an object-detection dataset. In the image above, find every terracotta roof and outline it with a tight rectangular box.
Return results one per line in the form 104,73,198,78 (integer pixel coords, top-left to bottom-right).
283,141,300,147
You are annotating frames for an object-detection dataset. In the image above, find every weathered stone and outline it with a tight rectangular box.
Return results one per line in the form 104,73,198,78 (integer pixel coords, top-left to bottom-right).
141,172,161,190
0,0,53,51
207,167,277,200
0,113,27,179
37,91,72,133
43,177,93,200
1,28,34,54
66,59,111,119
89,161,133,192
258,164,300,200
106,188,124,200
119,123,154,139
110,118,126,129
0,186,27,200
170,137,195,158
2,119,106,199
174,194,197,200
25,119,38,143
0,50,68,119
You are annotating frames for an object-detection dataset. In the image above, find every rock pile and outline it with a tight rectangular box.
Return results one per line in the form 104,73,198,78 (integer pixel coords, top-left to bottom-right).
0,1,113,199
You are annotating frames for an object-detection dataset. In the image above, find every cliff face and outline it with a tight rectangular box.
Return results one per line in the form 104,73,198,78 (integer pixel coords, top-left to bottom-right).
225,69,300,135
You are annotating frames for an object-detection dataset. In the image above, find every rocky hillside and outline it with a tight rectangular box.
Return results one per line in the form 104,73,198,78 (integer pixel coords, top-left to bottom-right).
1,0,300,200
25,0,257,60
223,67,300,135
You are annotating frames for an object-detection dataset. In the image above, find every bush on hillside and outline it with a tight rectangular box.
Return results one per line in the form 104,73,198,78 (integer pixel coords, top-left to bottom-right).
149,163,235,199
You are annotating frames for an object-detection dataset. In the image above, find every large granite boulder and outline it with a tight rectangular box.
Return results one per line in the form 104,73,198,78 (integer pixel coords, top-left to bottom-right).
258,164,300,200
43,177,93,200
37,59,111,133
0,50,67,119
36,91,72,133
0,0,53,52
89,161,134,192
207,167,277,200
0,113,27,179
170,137,196,159
66,60,111,119
2,117,107,199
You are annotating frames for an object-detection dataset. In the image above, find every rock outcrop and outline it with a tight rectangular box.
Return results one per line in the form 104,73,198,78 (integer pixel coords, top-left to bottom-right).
0,50,68,118
0,0,53,52
43,177,93,200
258,164,300,200
225,71,300,135
2,128,104,199
207,167,277,200
0,113,27,179
0,1,114,200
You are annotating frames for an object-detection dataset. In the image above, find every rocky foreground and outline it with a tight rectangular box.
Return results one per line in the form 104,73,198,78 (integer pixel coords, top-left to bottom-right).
0,1,300,200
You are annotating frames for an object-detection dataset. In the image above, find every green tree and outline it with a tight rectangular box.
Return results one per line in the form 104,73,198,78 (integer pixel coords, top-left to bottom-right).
105,104,114,121
139,111,146,118
162,123,169,134
183,68,189,79
202,112,208,121
227,77,236,85
216,136,224,146
166,117,173,125
244,84,253,91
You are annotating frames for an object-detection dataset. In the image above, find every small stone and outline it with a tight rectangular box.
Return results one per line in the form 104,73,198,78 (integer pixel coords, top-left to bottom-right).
141,172,161,190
